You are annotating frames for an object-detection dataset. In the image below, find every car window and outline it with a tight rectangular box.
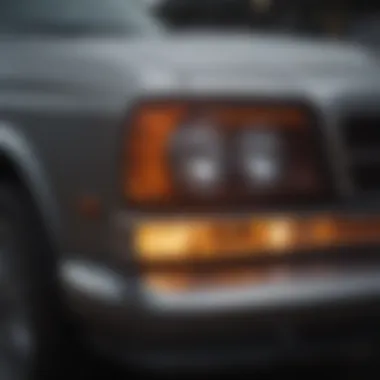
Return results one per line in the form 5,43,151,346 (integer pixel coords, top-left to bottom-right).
0,0,163,35
152,0,380,46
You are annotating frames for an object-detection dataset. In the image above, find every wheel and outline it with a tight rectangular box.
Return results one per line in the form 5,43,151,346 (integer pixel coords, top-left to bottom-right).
0,183,63,379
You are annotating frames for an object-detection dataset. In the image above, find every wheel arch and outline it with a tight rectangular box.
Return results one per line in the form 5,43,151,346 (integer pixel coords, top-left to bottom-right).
0,122,62,254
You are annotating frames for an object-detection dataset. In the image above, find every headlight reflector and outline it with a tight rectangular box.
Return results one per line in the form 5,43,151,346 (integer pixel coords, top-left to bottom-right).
170,123,225,195
237,129,285,189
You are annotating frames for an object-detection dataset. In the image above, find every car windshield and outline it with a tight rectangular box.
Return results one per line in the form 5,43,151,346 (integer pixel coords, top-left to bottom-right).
2,0,380,47
0,0,164,35
151,0,380,47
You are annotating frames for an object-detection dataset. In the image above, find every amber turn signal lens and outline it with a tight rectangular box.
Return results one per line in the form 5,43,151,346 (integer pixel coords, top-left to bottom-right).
125,104,187,202
133,215,380,265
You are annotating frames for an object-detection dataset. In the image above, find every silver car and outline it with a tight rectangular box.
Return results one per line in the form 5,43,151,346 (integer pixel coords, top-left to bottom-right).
0,0,380,378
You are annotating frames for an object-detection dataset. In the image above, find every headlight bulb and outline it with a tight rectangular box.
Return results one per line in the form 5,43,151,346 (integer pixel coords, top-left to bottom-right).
238,129,285,189
170,123,225,195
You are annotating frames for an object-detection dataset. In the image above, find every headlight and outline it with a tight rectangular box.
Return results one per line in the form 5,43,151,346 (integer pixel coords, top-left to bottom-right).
170,123,225,195
237,129,285,189
125,101,330,209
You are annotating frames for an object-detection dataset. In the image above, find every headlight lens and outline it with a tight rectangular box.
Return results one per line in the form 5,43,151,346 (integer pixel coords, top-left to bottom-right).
170,123,225,195
238,129,285,189
125,102,330,208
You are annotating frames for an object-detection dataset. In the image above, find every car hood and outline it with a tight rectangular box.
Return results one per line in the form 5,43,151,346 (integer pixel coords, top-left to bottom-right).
110,31,379,100
5,31,379,105
129,32,379,76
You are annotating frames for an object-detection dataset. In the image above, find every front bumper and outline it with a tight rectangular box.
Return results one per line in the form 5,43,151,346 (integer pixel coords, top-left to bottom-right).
59,258,380,372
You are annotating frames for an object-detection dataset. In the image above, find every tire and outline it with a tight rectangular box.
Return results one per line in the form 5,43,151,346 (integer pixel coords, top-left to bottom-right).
0,183,64,379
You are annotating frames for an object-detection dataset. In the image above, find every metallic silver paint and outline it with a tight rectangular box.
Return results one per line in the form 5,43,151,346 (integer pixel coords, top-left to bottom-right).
0,31,378,258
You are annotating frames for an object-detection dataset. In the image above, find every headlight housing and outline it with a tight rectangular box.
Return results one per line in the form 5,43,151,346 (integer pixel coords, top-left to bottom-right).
124,101,331,209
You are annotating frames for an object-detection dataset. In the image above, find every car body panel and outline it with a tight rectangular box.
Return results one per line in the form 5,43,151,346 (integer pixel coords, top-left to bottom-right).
0,33,379,257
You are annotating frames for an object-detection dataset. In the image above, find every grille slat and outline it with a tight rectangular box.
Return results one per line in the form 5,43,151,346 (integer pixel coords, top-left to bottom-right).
343,115,380,192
